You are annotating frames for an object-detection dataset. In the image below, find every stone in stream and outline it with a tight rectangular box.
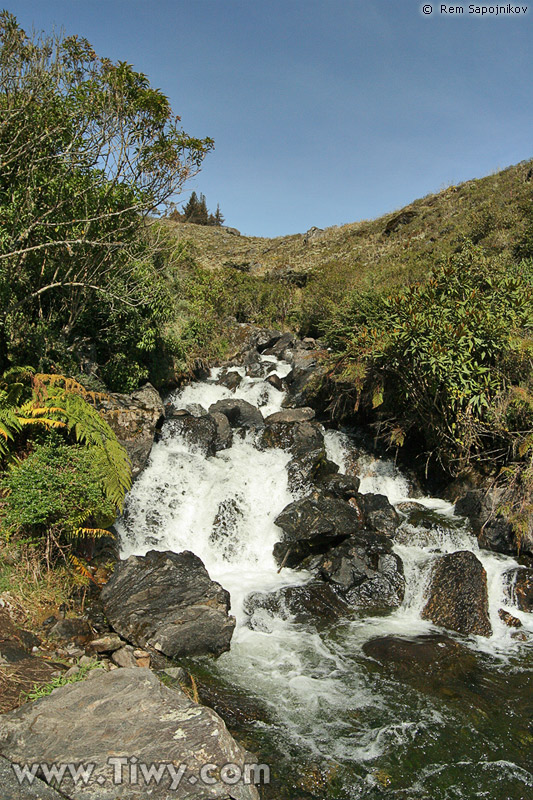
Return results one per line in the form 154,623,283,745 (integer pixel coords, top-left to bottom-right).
216,369,242,391
160,413,218,457
502,567,533,612
265,373,283,391
317,532,405,609
363,634,478,681
208,398,264,430
358,492,400,537
244,581,351,627
421,550,492,637
211,410,233,451
264,407,315,424
0,668,260,800
260,419,324,456
287,448,338,494
317,472,361,499
100,550,235,659
273,494,364,568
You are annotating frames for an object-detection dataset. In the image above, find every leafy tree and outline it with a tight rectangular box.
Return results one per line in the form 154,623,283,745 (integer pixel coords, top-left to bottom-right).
0,11,213,374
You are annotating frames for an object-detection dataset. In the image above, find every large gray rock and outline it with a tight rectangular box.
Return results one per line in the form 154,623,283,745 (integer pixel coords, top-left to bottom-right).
100,550,235,658
273,495,364,568
208,399,264,430
99,383,164,478
0,755,66,799
244,582,350,627
260,420,324,456
0,669,260,800
421,550,492,637
160,414,217,457
264,408,315,424
318,532,405,609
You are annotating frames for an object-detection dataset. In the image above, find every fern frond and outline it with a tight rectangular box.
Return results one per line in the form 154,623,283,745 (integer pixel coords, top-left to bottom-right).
74,527,115,539
68,554,96,584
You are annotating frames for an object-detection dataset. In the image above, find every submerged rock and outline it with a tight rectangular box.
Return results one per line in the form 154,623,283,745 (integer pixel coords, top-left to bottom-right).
363,633,477,680
421,550,492,637
244,582,350,626
0,668,260,800
101,550,235,658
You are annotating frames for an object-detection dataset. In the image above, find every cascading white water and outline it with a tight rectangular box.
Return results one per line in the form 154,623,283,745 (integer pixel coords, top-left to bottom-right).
116,357,533,793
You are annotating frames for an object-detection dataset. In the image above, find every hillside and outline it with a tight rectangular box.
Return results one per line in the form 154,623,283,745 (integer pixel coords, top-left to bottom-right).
165,159,533,290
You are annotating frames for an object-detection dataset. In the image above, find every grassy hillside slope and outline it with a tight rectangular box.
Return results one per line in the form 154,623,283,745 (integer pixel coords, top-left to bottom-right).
166,159,533,290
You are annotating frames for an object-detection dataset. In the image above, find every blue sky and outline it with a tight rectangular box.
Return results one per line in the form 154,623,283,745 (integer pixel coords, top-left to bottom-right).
6,1,533,236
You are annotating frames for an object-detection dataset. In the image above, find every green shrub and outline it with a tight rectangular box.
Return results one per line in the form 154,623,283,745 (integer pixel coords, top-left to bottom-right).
1,443,115,542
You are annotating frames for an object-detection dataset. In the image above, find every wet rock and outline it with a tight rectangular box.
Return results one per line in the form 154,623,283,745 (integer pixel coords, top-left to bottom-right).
265,407,315,424
208,399,264,430
0,668,261,800
262,331,297,359
160,413,217,457
98,383,164,478
210,411,233,451
359,493,400,536
260,420,324,456
502,567,533,612
101,550,235,659
363,633,477,680
244,582,350,626
48,618,92,646
282,365,323,409
216,369,242,391
287,448,338,494
245,362,265,378
421,551,492,637
209,497,244,560
265,373,283,391
454,486,533,556
273,495,364,568
166,402,206,418
318,532,405,609
498,609,522,628
317,472,361,499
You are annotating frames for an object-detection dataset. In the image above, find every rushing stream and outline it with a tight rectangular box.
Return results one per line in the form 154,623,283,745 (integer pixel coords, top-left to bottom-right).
117,357,533,799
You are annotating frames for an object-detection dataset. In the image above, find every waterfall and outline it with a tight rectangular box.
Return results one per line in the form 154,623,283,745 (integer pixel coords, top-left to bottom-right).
115,356,533,795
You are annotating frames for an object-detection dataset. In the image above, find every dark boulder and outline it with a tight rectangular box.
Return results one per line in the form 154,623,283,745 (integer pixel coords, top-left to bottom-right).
160,413,217,457
318,532,405,609
317,472,361,499
498,608,522,627
261,331,297,359
287,448,338,494
208,399,264,430
421,550,492,637
101,550,235,658
282,366,321,409
0,668,260,800
454,487,533,556
216,369,242,391
265,373,283,391
260,420,324,456
244,582,350,627
265,407,315,424
273,495,364,568
359,492,400,536
48,618,92,646
245,362,265,378
502,567,533,612
210,411,233,451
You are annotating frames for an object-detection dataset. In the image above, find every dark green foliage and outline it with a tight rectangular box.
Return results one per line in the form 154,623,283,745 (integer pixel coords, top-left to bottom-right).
1,443,115,541
177,192,224,226
325,244,533,479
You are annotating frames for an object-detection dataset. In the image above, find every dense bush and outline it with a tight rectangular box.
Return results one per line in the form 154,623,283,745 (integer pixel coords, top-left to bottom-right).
324,244,533,484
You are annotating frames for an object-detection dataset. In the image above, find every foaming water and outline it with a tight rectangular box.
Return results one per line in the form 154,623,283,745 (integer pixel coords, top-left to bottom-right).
116,358,533,797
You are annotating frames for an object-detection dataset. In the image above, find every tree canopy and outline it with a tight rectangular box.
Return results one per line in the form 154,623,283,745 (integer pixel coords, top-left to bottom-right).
0,10,213,373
